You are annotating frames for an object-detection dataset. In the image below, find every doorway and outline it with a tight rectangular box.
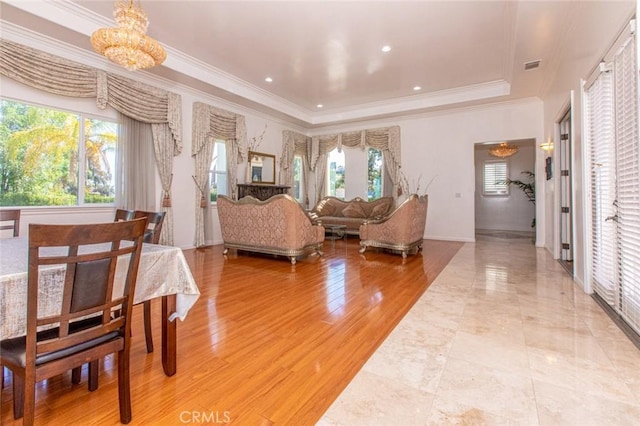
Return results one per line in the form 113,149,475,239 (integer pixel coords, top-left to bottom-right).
474,139,536,239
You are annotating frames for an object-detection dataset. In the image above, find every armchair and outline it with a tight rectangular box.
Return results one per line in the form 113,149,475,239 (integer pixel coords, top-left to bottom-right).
359,194,428,258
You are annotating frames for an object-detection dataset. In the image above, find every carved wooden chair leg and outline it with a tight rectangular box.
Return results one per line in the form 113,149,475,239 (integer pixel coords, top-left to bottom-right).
143,300,154,353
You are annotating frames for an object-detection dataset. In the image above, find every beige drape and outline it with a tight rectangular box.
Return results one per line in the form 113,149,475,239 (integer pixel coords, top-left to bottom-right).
281,130,311,207
308,126,401,204
0,39,183,245
192,102,247,247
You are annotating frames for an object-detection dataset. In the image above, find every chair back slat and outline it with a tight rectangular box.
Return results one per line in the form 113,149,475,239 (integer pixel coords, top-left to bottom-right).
114,209,135,222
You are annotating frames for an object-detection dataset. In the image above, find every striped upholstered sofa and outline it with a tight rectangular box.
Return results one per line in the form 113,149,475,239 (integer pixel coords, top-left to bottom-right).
217,194,324,264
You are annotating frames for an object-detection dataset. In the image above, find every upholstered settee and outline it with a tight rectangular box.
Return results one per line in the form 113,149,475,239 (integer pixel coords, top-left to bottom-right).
217,194,324,264
310,196,395,235
359,194,428,258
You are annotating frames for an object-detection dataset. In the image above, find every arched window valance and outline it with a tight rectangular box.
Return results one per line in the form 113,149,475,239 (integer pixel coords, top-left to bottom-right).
0,39,183,245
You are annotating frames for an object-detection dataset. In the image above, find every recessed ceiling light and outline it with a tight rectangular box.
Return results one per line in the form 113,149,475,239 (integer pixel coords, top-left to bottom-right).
317,104,323,108
413,86,421,91
381,45,391,53
265,77,273,83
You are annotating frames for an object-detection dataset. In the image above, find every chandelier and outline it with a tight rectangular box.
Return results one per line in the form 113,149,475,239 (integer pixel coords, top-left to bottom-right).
489,142,518,158
90,0,166,71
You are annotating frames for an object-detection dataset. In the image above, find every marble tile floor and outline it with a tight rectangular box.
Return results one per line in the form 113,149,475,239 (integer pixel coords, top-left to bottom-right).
318,233,640,425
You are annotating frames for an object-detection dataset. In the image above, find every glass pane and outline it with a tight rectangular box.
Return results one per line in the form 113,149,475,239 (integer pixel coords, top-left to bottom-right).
367,148,383,200
84,118,116,204
327,148,345,199
0,99,79,206
293,155,303,202
210,141,228,201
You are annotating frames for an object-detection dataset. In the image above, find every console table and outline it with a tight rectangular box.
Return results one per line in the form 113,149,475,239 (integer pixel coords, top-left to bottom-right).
237,184,290,201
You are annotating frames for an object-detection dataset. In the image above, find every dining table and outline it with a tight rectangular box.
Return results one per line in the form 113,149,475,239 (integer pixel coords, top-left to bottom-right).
0,237,200,376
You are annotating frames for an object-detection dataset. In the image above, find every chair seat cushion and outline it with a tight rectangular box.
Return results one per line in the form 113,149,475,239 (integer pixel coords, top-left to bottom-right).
0,317,121,368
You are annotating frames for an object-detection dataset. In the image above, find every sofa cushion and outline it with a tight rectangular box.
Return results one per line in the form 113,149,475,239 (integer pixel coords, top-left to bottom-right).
314,198,339,217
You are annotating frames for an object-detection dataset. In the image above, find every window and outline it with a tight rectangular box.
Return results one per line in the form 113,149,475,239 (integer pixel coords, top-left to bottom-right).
209,140,227,202
367,148,384,200
483,161,509,195
326,148,345,199
292,154,304,203
0,99,116,206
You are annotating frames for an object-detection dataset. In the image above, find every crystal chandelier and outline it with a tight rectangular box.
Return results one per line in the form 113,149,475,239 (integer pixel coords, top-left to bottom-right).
90,0,166,71
489,142,518,158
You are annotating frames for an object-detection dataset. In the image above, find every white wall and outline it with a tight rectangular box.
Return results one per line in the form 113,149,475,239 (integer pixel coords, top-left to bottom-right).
475,144,536,232
310,99,545,243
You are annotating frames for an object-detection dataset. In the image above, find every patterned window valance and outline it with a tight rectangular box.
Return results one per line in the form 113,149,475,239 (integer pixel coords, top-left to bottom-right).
0,39,182,155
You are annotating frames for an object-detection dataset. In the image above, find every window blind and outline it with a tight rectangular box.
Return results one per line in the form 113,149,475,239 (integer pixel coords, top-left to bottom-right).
586,67,617,305
614,34,640,334
483,161,508,195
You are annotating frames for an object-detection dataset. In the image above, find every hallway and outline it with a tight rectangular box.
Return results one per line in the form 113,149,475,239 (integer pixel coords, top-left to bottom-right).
320,234,640,425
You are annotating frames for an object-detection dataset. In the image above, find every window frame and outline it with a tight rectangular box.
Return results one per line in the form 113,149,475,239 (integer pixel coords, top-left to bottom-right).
0,97,117,207
366,147,384,201
483,160,510,196
209,140,228,203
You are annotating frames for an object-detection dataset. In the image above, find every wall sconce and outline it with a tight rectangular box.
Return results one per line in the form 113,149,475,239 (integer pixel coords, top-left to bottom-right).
539,140,554,152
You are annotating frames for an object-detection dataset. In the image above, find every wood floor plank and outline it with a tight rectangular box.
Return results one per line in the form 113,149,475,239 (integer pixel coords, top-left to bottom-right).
1,238,461,425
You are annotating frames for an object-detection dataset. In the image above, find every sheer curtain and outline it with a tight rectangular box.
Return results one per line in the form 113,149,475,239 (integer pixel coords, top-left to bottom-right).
116,113,156,211
192,102,247,247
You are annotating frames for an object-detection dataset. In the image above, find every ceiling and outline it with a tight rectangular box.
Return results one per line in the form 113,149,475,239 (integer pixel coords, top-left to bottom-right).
0,1,630,128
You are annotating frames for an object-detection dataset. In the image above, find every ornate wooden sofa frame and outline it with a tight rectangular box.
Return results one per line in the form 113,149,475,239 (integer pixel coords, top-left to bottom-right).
359,194,429,258
310,196,395,236
217,194,324,264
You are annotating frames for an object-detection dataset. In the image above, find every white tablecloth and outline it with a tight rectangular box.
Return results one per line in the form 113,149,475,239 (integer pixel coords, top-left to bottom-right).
0,237,200,340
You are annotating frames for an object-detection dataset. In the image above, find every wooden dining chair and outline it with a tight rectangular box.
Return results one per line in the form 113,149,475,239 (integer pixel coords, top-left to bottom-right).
0,210,21,388
0,209,21,237
0,218,147,425
133,210,166,353
114,209,135,222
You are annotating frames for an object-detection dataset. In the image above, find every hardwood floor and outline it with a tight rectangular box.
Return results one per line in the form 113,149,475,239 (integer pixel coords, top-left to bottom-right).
1,238,462,425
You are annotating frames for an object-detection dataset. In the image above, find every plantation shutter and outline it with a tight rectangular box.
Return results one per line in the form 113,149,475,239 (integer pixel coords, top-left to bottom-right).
614,32,640,334
586,66,617,304
483,161,508,195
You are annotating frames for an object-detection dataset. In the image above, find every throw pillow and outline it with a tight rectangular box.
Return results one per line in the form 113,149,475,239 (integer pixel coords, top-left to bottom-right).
315,199,337,216
343,203,365,218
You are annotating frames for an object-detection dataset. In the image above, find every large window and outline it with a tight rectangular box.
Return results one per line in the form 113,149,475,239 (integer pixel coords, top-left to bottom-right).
292,154,304,203
483,161,509,195
327,148,345,199
209,140,227,202
0,99,116,206
367,148,384,200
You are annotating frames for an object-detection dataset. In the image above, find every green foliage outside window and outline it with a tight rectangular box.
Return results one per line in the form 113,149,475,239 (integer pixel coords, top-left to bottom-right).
367,148,383,200
0,99,116,206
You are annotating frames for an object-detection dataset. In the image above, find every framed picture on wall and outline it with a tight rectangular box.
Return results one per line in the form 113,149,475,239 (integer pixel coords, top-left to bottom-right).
545,157,552,180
